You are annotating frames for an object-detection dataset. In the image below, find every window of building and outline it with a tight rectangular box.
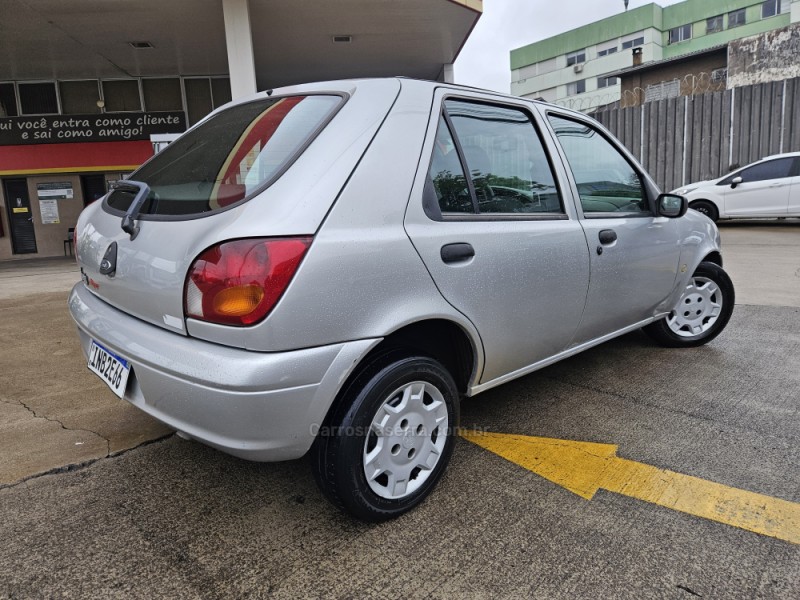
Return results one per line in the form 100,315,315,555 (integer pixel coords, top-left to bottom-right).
142,78,183,112
707,15,724,33
762,0,782,18
621,36,645,50
0,83,18,117
59,80,102,114
430,100,563,216
566,49,586,67
668,24,692,44
102,80,142,112
18,82,59,115
210,78,232,109
567,80,586,95
645,79,680,102
728,8,746,28
547,114,648,215
184,78,213,126
537,57,559,76
711,68,728,83
597,76,618,89
597,43,618,57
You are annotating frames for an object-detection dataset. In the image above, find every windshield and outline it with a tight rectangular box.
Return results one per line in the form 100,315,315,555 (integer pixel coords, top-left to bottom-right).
106,94,342,216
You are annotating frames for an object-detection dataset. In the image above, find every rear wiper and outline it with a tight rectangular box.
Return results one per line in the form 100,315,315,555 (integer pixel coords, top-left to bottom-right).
111,180,151,241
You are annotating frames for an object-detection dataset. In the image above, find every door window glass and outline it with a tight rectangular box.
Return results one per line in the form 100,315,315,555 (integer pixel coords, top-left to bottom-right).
443,100,563,214
548,114,649,215
738,158,794,183
428,116,473,214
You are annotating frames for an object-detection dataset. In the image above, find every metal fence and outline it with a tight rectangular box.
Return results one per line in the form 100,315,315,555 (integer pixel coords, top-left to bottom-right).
593,77,800,191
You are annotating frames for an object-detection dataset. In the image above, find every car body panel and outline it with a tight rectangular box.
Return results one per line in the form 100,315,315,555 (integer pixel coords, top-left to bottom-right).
69,282,381,460
69,77,726,462
403,87,590,384
675,152,800,219
76,79,402,338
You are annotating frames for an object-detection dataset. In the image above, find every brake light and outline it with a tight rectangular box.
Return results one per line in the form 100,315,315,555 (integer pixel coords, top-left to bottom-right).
185,237,312,326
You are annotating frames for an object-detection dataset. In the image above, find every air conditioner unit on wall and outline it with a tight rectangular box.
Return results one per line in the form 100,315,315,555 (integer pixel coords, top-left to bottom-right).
573,64,584,73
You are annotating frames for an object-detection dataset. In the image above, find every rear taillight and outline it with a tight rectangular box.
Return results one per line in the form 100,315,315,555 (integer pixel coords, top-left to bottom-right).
184,237,312,326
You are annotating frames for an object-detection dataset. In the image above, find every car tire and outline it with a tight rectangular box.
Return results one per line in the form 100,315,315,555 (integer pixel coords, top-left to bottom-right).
643,261,734,348
311,352,459,522
689,200,719,222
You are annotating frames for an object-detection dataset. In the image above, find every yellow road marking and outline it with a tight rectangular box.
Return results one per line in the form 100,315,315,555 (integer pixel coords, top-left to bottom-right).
461,431,799,545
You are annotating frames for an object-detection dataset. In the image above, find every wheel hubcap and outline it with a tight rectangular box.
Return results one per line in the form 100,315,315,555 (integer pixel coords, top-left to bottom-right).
363,381,449,500
666,276,722,337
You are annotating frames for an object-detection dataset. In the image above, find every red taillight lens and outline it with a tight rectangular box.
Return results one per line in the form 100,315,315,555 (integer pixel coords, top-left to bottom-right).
184,237,312,326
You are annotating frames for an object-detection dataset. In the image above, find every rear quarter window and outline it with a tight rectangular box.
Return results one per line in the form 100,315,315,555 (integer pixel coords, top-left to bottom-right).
106,94,342,217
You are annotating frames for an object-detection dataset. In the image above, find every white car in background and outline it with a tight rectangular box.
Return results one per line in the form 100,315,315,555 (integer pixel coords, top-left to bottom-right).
674,152,800,222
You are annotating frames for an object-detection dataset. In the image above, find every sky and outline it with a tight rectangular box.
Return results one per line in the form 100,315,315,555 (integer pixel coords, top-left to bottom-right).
454,0,684,93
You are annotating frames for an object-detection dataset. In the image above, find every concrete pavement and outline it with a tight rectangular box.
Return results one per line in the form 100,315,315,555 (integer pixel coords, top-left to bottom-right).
0,223,797,598
0,258,171,485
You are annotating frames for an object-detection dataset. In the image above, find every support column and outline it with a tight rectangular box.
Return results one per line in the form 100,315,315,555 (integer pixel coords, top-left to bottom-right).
442,64,455,84
222,0,257,99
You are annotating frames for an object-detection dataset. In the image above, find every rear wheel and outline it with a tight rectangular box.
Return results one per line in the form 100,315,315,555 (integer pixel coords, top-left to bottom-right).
311,354,458,522
689,200,719,222
644,261,734,347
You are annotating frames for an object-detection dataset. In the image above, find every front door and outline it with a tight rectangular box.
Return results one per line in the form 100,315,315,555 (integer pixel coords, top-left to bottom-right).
722,157,795,216
545,113,681,344
3,178,37,254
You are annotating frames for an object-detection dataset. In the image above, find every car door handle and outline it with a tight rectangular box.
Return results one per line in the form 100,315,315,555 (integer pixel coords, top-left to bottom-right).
598,229,617,245
440,243,475,264
769,183,783,188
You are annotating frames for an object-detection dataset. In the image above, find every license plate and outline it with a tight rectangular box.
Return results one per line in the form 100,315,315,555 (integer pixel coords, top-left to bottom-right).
88,340,131,399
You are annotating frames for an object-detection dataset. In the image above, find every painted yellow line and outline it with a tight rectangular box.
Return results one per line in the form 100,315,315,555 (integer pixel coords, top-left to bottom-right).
461,431,799,545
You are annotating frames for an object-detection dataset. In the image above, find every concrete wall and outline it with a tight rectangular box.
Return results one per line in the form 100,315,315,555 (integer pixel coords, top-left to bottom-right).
595,76,800,191
620,49,728,106
728,23,800,87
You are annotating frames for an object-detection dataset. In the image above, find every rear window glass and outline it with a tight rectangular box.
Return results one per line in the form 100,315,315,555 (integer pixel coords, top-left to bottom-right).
106,94,341,216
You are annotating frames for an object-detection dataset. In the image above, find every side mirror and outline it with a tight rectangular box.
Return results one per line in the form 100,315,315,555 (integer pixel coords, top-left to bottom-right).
730,176,742,189
657,193,687,218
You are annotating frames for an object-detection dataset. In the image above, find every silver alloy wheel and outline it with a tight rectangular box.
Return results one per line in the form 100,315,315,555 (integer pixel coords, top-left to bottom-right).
666,275,722,337
363,380,449,500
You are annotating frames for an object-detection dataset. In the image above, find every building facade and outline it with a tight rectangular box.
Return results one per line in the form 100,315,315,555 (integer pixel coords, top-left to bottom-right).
0,0,481,261
510,0,799,111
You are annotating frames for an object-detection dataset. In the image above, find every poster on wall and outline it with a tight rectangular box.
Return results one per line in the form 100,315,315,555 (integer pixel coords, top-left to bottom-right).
39,199,60,224
37,182,74,200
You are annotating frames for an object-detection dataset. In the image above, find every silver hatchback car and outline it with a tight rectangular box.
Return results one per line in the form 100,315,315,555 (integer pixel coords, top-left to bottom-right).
70,78,734,521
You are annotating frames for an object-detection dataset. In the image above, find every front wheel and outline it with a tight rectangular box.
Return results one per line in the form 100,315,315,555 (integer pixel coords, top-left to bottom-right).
311,354,459,522
689,200,719,222
644,261,734,347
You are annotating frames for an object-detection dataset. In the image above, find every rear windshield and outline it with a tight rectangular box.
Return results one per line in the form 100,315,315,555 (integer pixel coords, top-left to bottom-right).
106,94,342,216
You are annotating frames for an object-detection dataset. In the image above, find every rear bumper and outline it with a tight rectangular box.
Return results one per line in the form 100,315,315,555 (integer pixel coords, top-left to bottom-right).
69,283,379,461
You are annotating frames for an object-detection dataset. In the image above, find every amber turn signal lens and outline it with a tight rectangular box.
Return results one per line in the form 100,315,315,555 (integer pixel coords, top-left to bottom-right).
212,285,265,317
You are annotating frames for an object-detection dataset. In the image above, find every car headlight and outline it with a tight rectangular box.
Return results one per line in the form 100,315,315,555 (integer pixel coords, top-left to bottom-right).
678,187,697,195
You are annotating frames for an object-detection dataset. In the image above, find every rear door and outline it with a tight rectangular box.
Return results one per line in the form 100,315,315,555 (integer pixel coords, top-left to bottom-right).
544,111,682,344
404,93,590,385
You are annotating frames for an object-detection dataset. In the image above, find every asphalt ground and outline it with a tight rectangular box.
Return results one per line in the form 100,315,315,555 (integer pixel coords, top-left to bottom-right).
0,223,798,598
